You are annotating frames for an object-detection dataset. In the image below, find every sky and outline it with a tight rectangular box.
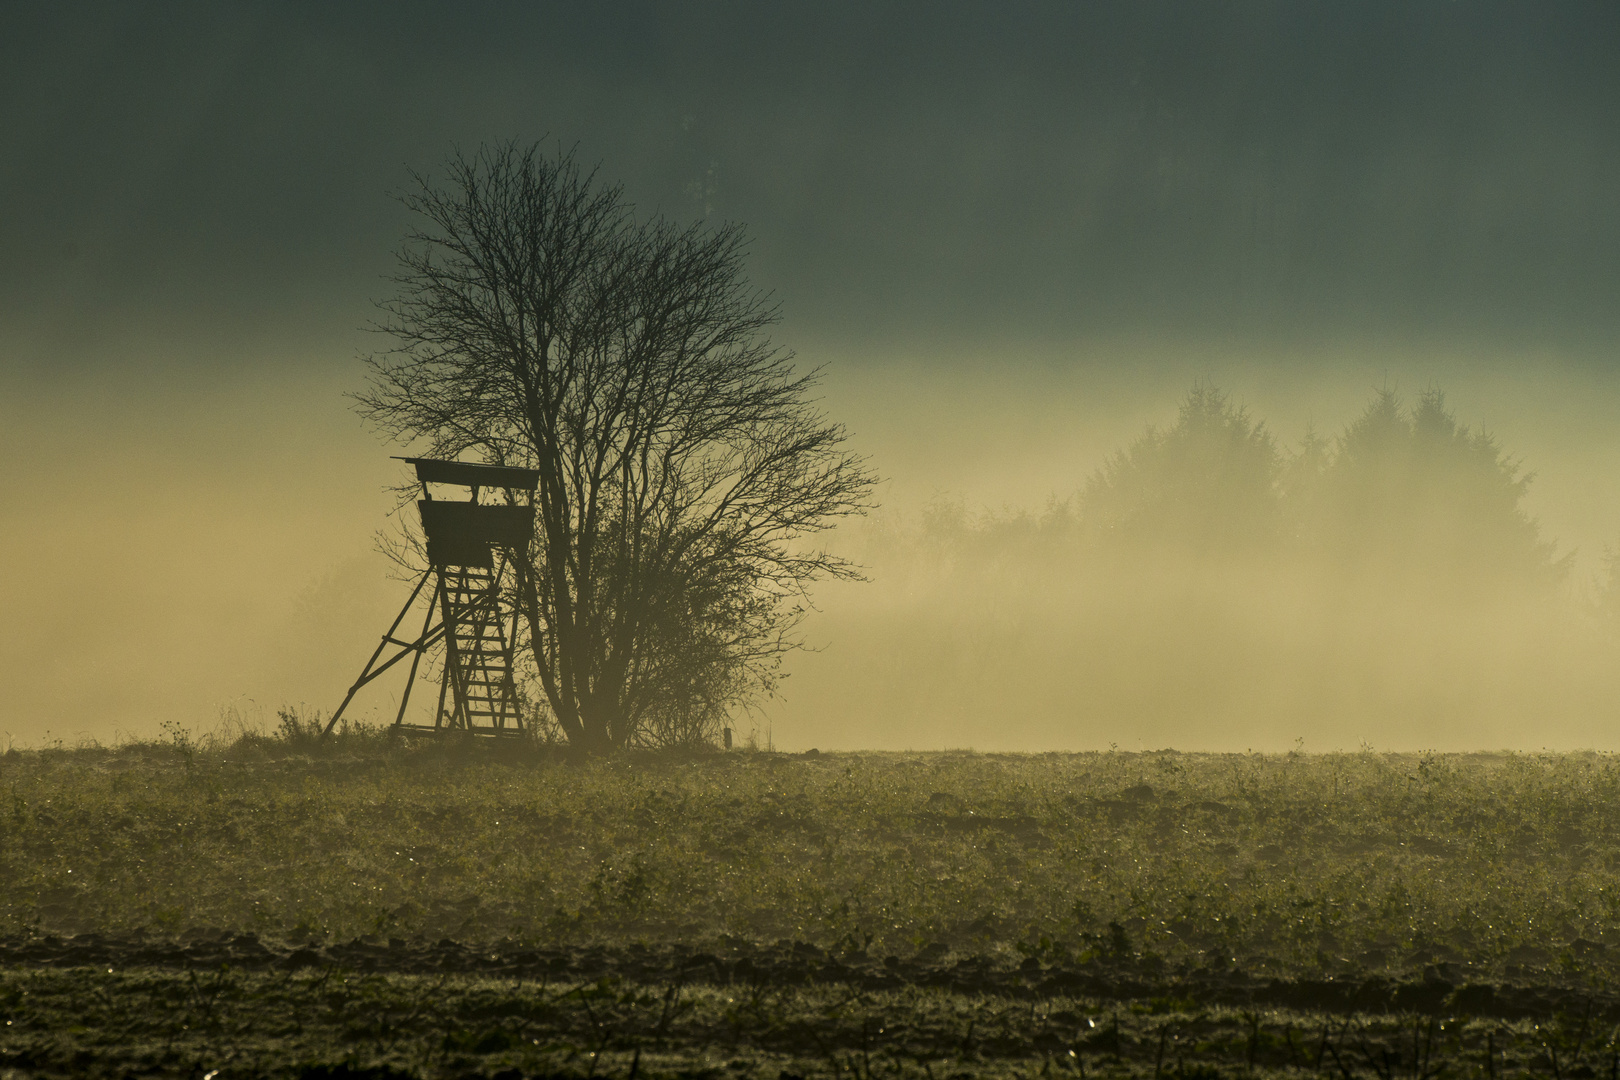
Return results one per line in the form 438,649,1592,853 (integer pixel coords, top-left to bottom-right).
4,2,1620,750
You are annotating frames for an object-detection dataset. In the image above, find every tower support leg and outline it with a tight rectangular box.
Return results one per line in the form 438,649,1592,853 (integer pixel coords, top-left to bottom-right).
322,568,438,735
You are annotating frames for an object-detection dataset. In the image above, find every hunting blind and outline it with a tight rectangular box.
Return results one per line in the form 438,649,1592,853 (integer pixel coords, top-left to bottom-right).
324,457,538,737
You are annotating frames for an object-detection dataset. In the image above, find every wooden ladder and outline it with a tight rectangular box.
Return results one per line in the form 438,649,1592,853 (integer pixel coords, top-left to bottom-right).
434,565,523,734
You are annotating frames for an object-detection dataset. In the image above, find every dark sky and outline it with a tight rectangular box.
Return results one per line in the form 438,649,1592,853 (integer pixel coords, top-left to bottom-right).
6,1,1620,373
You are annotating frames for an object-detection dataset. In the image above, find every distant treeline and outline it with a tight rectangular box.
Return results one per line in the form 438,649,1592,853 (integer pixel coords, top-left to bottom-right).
905,384,1571,598
1084,385,1565,589
797,386,1620,748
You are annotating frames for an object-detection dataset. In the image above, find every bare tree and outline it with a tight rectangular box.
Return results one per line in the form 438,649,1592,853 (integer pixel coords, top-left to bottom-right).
357,143,874,752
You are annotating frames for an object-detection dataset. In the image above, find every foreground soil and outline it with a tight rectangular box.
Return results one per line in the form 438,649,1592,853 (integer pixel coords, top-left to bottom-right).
5,932,1620,1078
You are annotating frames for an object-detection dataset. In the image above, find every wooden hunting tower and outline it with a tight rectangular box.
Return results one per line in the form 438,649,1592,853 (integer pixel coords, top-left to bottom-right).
324,457,538,737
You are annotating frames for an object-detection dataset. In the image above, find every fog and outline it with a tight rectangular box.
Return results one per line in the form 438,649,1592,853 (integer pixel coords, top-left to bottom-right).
7,338,1620,752
772,348,1620,753
4,4,1619,751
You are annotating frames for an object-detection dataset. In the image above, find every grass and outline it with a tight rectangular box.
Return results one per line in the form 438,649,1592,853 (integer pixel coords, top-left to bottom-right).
8,726,1620,1076
5,728,1620,976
